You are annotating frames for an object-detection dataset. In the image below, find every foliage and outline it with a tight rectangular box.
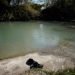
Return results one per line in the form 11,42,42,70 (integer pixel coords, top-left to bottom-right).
0,0,11,6
41,0,75,21
0,0,41,21
24,4,40,18
30,4,42,11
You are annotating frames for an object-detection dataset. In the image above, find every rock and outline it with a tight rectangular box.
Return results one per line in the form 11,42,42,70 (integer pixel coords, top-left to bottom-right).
26,58,43,69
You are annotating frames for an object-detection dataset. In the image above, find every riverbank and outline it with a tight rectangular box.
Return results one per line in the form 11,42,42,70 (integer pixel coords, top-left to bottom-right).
0,53,75,75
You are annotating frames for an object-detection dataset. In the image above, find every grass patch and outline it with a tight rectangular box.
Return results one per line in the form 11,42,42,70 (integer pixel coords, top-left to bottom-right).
24,68,75,75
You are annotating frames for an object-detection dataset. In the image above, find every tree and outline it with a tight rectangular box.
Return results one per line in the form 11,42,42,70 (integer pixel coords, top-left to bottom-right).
0,0,11,6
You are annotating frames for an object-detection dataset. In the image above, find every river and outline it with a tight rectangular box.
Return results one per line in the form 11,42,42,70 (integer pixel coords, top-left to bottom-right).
0,21,75,59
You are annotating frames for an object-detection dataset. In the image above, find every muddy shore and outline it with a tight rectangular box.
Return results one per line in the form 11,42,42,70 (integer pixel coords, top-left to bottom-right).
0,52,75,75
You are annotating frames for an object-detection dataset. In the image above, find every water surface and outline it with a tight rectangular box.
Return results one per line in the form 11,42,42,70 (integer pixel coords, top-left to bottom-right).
0,21,75,59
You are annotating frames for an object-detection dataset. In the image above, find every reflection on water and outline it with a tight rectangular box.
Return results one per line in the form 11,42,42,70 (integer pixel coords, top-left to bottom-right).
0,21,75,59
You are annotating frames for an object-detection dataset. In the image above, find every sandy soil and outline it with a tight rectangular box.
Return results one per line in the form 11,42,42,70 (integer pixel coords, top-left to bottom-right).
0,53,75,75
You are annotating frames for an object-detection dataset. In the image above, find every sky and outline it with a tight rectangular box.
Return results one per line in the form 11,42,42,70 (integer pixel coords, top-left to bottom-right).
31,0,45,4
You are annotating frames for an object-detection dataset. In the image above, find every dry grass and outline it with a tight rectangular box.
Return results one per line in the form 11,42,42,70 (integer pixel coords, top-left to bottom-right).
20,68,75,75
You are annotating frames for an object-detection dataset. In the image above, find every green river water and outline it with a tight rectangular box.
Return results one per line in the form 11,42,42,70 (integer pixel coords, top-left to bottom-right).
0,21,75,59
